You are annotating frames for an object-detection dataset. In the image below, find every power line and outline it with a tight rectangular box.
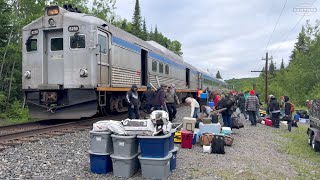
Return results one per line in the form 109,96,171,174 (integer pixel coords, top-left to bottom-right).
266,0,288,51
272,0,317,56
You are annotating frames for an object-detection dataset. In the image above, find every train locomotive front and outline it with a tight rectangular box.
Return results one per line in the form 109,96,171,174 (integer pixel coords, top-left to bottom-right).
22,6,104,119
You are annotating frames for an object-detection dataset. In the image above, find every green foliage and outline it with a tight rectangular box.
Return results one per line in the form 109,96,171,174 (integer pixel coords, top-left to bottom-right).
2,101,29,123
276,125,320,179
280,59,285,69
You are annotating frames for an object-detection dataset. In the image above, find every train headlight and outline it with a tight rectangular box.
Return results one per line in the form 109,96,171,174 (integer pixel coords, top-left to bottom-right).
47,6,60,16
48,18,55,26
24,71,31,79
80,68,88,77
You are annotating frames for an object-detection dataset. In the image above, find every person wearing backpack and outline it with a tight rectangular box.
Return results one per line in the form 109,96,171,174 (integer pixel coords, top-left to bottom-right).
284,96,294,131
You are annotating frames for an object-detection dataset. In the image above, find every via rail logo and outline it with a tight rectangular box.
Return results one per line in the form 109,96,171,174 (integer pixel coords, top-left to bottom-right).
293,3,317,16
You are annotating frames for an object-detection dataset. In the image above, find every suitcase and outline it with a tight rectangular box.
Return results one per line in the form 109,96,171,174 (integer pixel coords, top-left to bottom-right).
211,135,225,154
264,118,272,126
181,130,193,149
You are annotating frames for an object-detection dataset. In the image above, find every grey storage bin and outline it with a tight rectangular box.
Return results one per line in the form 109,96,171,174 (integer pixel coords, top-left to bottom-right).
90,131,113,154
138,153,172,179
110,153,140,178
111,134,138,157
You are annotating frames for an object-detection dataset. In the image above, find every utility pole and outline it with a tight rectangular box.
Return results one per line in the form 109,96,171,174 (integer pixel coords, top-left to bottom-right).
251,52,272,103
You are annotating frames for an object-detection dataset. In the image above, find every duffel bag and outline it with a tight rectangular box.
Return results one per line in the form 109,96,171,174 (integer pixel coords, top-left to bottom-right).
224,135,234,146
211,135,225,154
200,133,214,146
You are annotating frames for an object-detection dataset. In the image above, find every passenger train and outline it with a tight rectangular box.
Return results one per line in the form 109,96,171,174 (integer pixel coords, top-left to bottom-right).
22,5,228,119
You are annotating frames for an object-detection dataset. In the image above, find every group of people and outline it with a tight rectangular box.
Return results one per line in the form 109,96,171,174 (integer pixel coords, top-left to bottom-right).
184,88,297,132
125,84,180,121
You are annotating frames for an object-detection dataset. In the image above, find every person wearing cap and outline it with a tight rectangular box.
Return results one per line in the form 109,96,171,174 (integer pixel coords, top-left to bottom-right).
153,84,167,111
245,90,259,126
165,85,180,121
126,84,140,119
141,84,155,114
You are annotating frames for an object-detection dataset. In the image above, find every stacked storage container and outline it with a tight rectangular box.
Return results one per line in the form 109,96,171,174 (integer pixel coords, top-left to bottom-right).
138,133,176,179
89,131,113,174
110,134,140,178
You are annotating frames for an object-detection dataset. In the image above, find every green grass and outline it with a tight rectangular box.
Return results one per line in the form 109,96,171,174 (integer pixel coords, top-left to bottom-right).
276,124,320,180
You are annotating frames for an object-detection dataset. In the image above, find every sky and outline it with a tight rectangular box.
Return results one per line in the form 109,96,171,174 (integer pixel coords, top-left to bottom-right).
113,0,319,80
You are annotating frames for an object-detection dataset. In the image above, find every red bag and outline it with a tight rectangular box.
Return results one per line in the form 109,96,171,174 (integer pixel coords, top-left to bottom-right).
264,118,272,126
181,130,193,149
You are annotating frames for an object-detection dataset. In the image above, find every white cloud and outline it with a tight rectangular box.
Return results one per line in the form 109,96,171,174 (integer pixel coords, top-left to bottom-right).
114,0,320,79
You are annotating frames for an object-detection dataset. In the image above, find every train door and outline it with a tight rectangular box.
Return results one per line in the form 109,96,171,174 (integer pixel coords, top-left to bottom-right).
198,72,202,89
46,30,64,85
141,49,148,86
97,30,111,86
186,68,190,88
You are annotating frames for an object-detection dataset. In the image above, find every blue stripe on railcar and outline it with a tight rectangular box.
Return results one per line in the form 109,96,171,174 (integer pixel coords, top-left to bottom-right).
112,36,141,53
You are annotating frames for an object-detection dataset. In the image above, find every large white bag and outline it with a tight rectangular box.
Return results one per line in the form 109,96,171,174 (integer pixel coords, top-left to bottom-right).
92,120,127,135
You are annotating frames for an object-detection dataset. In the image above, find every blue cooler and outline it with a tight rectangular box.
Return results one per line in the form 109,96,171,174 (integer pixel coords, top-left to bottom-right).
294,114,300,121
169,130,175,151
89,151,113,174
208,101,214,107
169,147,178,171
138,133,171,158
200,93,207,99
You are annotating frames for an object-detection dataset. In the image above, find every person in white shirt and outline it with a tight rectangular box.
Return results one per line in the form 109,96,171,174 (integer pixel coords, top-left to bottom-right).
185,97,200,118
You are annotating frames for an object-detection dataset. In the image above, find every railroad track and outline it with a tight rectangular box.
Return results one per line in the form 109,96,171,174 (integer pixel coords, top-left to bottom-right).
0,113,130,151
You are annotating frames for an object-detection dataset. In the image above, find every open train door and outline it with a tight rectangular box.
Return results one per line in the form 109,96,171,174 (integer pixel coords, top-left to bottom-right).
186,68,190,88
198,72,202,89
141,49,148,86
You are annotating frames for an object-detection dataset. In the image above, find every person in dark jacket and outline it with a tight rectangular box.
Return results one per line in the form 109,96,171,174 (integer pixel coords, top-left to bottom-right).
141,84,155,114
237,93,247,120
284,96,292,131
267,96,280,128
216,93,234,128
153,84,167,111
126,84,140,119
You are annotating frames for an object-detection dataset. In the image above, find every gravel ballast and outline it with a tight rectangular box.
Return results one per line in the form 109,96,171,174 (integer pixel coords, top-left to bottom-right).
0,106,297,179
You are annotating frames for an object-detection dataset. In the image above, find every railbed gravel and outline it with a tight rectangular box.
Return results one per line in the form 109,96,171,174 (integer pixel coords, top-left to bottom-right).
0,106,296,179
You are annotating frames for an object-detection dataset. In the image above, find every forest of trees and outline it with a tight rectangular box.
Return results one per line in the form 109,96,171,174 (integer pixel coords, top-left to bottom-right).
0,0,183,123
228,20,320,106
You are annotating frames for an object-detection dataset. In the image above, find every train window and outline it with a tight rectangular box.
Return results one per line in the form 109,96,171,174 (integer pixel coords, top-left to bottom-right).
51,38,63,51
70,34,85,49
152,60,157,72
165,65,169,74
26,39,37,52
98,34,108,54
159,63,164,73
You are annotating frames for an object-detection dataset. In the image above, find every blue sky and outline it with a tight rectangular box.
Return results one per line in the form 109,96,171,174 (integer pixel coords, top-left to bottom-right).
113,0,319,80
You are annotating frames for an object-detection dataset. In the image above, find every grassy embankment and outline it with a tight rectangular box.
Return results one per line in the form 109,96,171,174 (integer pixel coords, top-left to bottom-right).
276,123,320,179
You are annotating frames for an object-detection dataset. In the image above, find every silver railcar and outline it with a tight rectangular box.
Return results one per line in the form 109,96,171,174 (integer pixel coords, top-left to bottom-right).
22,5,227,119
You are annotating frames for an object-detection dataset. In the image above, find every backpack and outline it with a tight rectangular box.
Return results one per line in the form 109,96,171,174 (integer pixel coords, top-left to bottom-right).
232,115,244,129
216,98,227,110
225,95,236,108
200,133,214,146
289,102,295,113
211,135,225,154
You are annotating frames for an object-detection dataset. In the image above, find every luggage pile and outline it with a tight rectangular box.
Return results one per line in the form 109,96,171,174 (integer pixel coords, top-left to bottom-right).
175,116,234,154
89,110,179,179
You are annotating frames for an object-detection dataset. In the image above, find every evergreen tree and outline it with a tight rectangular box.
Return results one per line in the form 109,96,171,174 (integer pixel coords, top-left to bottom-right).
216,71,222,79
269,60,275,74
290,26,310,62
280,58,285,70
154,25,159,42
142,17,148,40
131,0,142,38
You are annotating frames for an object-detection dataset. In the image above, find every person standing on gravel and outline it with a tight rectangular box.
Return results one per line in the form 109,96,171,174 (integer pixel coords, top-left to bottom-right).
267,95,281,128
141,84,155,114
126,84,140,119
237,92,248,120
165,85,180,121
245,90,259,126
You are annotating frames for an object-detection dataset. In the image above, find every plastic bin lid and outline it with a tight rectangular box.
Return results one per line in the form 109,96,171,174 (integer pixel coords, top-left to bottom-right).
88,150,112,156
169,146,179,153
111,134,136,138
138,152,172,160
110,152,140,160
137,133,171,139
89,130,112,134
